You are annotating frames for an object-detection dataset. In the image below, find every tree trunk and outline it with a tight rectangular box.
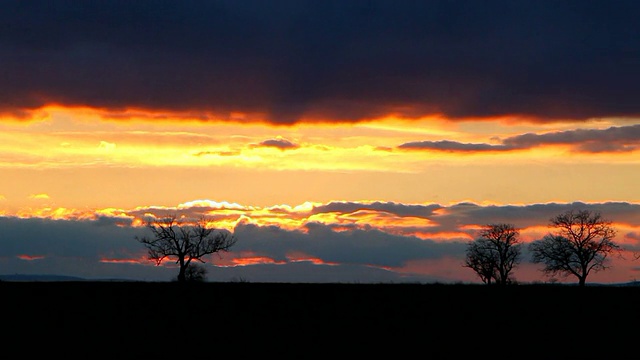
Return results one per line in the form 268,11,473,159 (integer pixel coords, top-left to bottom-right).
578,276,586,287
178,266,187,282
177,261,187,282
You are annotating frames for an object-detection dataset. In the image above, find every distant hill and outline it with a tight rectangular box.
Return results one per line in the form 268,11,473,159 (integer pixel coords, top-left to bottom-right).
2,273,640,286
0,274,138,282
0,274,87,281
605,280,640,287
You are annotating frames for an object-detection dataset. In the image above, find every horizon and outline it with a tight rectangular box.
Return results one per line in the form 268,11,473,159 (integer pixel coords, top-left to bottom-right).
1,1,638,285
2,272,640,286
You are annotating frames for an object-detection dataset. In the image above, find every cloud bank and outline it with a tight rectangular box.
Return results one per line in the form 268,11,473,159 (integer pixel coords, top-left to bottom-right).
2,200,638,284
399,124,640,153
2,1,639,123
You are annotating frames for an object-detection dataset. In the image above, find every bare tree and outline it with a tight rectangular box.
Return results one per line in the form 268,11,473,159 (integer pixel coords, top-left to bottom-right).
529,209,619,287
464,223,522,285
136,215,238,282
464,240,499,285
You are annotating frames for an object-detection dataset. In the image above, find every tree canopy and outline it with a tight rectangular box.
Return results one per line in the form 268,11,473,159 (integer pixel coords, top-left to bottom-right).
529,209,619,286
136,216,238,282
464,223,522,285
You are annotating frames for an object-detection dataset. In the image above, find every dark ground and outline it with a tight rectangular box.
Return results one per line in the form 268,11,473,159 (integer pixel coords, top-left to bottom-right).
3,281,639,357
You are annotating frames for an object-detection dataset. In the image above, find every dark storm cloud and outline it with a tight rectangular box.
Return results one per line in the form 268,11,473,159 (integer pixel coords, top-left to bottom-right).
2,0,639,123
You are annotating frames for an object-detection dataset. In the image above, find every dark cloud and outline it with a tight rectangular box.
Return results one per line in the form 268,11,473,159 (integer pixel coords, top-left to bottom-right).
1,0,640,123
439,201,640,230
253,138,299,150
211,261,432,284
620,232,640,253
398,140,513,152
398,124,640,153
625,232,640,241
233,221,465,268
312,201,442,217
0,217,134,257
0,200,637,282
503,124,640,152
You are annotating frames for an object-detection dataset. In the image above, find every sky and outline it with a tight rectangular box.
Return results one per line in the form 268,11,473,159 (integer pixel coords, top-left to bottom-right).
1,0,639,284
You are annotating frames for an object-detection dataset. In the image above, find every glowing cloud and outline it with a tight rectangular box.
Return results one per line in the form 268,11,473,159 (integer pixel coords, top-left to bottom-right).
28,194,50,200
18,254,45,261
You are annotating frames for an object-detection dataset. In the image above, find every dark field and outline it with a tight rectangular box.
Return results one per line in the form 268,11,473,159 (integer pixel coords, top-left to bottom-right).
4,281,639,356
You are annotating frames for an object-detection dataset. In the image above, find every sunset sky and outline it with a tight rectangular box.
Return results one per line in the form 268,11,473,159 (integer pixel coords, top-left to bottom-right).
1,0,639,284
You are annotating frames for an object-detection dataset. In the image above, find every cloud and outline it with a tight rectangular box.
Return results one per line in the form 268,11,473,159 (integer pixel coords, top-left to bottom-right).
98,141,116,151
625,232,640,242
252,138,300,150
28,193,50,200
398,124,640,153
193,150,241,157
503,124,640,153
312,201,442,218
1,199,638,283
0,216,143,259
230,221,465,270
398,140,513,152
2,1,640,124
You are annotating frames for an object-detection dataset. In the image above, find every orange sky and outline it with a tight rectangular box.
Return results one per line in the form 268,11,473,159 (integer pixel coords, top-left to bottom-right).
1,105,638,284
1,106,638,213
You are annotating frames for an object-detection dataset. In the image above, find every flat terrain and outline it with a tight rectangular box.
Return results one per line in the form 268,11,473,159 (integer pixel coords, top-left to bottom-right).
4,281,639,356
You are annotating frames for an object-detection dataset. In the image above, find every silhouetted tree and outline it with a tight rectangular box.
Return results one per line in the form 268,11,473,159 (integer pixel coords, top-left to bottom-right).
136,215,237,283
464,223,522,285
529,209,619,287
464,240,498,284
181,263,207,282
